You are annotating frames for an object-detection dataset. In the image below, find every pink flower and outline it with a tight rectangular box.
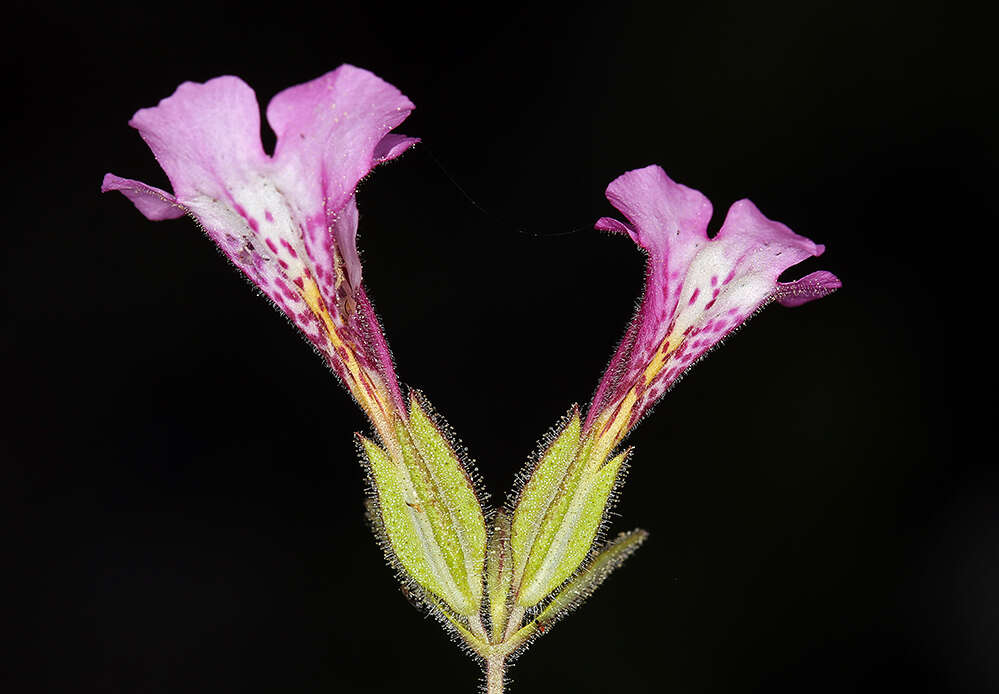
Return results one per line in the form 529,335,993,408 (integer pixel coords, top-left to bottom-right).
584,165,840,458
103,66,418,443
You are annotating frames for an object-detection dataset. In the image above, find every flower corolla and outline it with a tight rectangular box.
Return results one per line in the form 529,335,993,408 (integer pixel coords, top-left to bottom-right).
584,165,841,462
102,66,417,444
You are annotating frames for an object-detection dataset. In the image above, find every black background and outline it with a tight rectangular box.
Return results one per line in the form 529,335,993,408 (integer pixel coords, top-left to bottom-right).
6,1,993,692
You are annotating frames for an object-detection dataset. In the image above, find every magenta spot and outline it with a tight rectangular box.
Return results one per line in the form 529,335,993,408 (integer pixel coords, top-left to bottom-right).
280,239,299,258
248,217,259,232
265,238,279,254
292,276,304,289
704,299,716,310
234,204,247,217
688,288,700,306
710,275,718,287
728,307,740,315
265,210,274,222
723,269,736,285
278,259,289,269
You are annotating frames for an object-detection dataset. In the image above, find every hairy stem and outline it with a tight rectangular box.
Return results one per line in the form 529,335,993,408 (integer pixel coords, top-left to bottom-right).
486,656,505,694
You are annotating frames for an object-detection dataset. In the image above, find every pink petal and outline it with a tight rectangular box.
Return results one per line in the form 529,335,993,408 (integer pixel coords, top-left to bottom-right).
101,174,185,220
333,194,361,291
776,270,842,307
128,76,269,201
264,65,416,314
266,64,416,219
373,133,421,163
587,165,840,433
593,216,632,235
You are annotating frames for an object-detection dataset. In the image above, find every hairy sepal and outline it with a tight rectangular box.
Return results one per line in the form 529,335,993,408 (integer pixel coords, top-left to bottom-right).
510,407,631,608
535,528,648,627
486,510,514,641
497,529,649,658
510,407,581,587
359,395,487,617
361,437,448,601
406,393,487,610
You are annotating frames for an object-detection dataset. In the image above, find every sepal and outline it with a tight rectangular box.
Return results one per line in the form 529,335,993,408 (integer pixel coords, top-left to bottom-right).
516,448,630,606
404,393,488,610
359,393,488,618
491,529,649,658
533,528,648,629
486,510,514,641
509,407,631,608
360,436,447,601
510,407,581,591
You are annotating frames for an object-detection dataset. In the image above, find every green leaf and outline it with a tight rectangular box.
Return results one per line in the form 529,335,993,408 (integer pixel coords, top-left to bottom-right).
516,448,629,607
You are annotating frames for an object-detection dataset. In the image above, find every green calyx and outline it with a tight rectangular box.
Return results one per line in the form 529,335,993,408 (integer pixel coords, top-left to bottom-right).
360,398,646,670
361,393,486,617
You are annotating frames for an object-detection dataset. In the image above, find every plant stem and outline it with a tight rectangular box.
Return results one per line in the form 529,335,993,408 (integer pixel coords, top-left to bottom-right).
486,656,505,694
